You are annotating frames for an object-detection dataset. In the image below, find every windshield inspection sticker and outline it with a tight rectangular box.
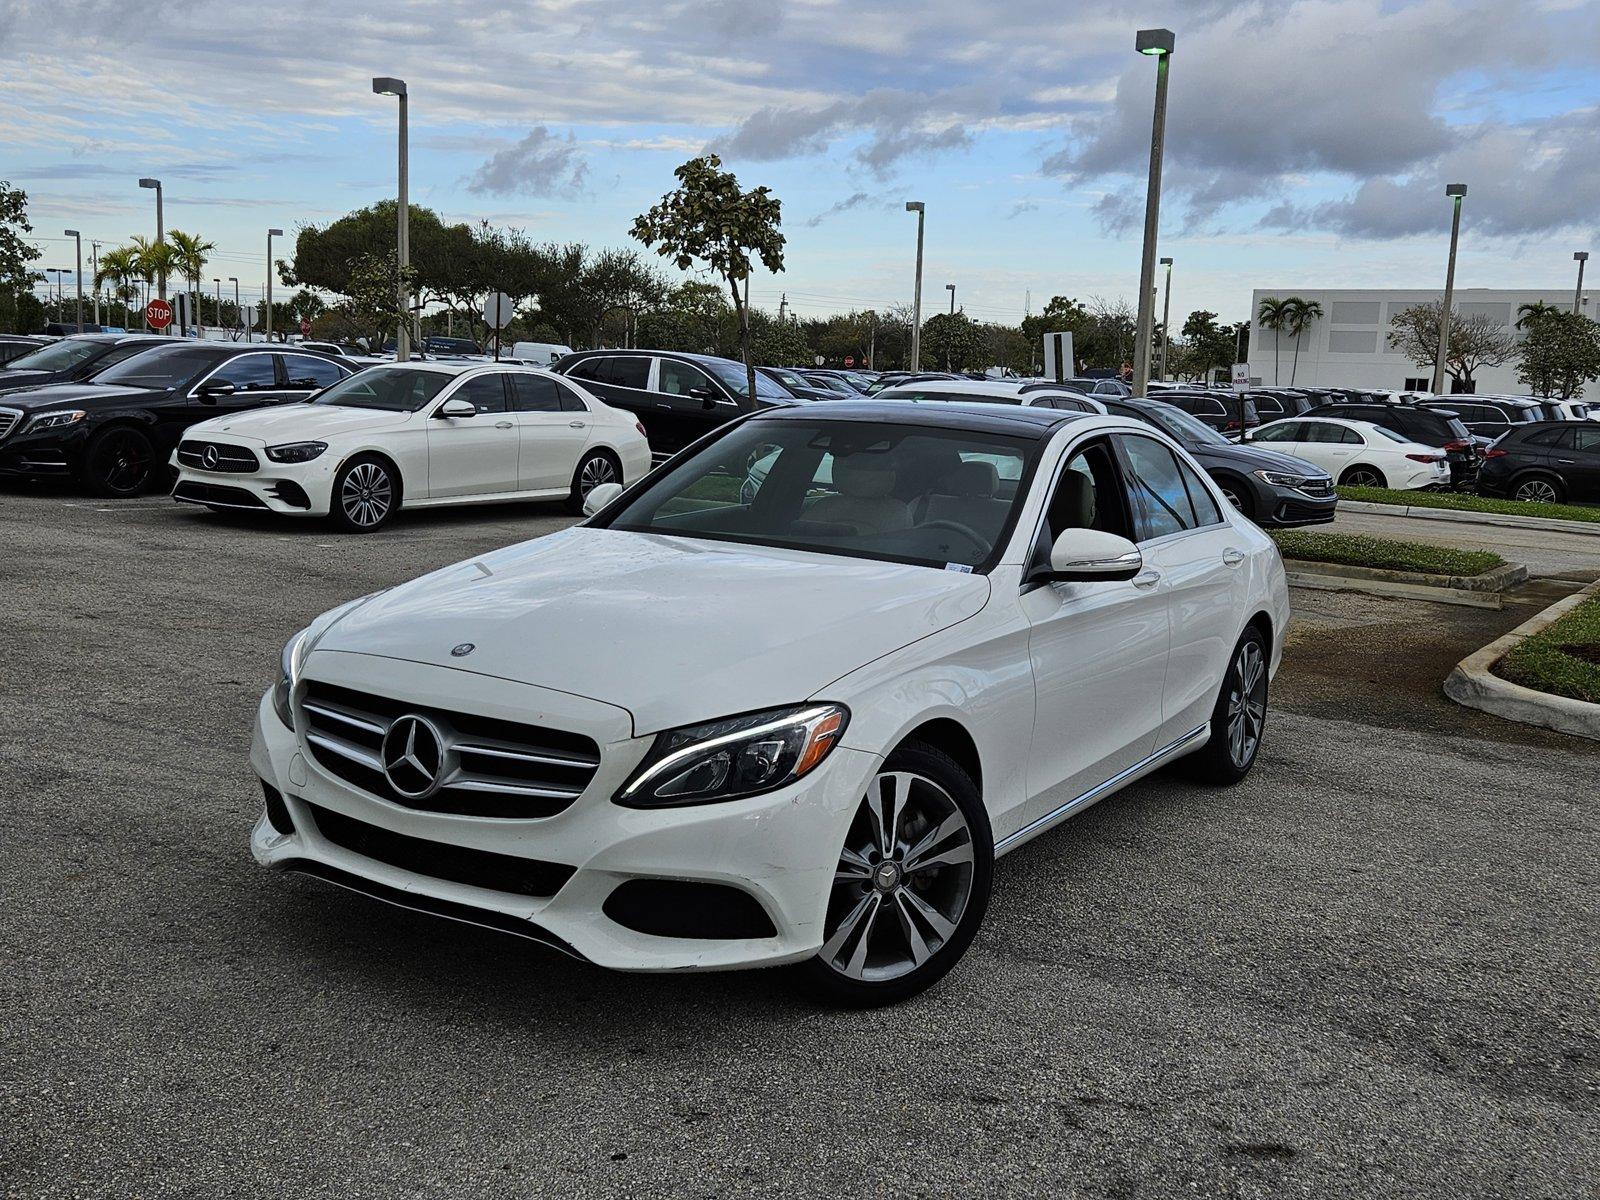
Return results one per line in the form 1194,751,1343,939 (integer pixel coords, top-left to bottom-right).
945,563,973,573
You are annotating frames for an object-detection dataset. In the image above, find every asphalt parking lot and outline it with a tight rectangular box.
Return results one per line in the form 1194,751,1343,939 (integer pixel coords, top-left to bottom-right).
2,488,1597,1199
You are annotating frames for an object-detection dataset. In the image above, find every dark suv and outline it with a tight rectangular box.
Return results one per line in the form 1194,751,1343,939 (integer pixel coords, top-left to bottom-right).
1418,397,1542,441
1157,391,1261,435
1477,422,1600,504
1303,401,1479,488
556,349,797,459
0,333,170,395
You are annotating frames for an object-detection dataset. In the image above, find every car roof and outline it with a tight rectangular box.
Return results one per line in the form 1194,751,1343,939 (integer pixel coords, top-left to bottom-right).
752,398,1090,439
879,379,1030,397
563,347,741,370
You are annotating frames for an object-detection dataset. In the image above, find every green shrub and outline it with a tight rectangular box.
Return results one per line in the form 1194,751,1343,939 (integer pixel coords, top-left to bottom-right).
1271,529,1503,577
1337,486,1600,524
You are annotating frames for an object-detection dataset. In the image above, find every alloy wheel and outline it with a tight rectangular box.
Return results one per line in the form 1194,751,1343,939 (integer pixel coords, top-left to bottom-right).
1515,479,1559,504
578,454,617,496
97,430,152,493
341,462,393,527
1227,640,1267,769
1220,486,1245,511
1344,468,1382,488
820,771,975,982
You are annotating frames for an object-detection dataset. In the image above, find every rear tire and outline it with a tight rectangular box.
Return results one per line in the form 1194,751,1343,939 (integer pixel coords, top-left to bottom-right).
1216,476,1254,519
1339,465,1387,489
1178,626,1270,785
566,449,620,515
1512,473,1564,504
329,454,399,533
79,426,156,497
797,742,993,1007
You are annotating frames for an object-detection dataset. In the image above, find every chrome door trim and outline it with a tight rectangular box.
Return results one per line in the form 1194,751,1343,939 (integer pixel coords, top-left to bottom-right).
994,724,1208,853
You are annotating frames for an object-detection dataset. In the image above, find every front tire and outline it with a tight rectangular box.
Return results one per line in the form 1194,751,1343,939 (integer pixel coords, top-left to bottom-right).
1179,626,1270,785
1512,474,1563,504
798,742,993,1006
79,426,156,497
1216,476,1253,519
567,449,620,515
329,455,399,533
1339,464,1387,489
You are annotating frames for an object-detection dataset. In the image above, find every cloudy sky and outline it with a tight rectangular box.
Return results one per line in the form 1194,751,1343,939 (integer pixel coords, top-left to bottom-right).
2,0,1596,325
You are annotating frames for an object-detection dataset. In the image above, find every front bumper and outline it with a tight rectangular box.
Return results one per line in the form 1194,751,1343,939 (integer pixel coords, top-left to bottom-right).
249,654,877,972
171,448,336,515
0,423,87,477
1255,483,1337,527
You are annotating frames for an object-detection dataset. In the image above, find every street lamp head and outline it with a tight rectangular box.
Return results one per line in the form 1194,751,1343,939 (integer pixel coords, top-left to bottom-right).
268,227,284,237
64,229,79,238
138,177,160,190
1445,183,1467,198
1576,251,1590,263
1160,256,1173,266
227,276,238,284
1136,28,1175,56
945,283,955,291
905,201,924,213
372,76,407,98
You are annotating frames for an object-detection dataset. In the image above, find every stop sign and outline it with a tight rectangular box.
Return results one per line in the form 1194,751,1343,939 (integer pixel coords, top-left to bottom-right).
145,298,173,330
844,356,855,367
300,318,312,337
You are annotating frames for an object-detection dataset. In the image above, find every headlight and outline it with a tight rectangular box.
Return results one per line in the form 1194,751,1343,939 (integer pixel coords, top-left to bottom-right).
1253,470,1322,488
265,441,327,464
25,409,86,432
617,703,849,808
271,630,309,729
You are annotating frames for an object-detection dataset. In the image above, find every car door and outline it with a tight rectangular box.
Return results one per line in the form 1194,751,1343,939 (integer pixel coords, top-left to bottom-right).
1298,420,1361,476
509,372,591,492
1115,433,1246,745
656,357,738,455
189,351,288,418
571,354,660,446
424,372,520,497
1020,435,1171,819
1557,425,1600,500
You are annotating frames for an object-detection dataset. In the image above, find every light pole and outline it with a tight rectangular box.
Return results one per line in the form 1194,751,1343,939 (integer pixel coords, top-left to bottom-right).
1158,256,1174,381
90,240,102,326
228,278,240,340
946,283,956,315
1431,183,1467,395
46,269,64,320
1574,252,1589,315
266,227,283,343
906,201,925,370
138,177,166,333
1131,28,1174,397
63,230,84,331
213,278,221,337
373,77,410,360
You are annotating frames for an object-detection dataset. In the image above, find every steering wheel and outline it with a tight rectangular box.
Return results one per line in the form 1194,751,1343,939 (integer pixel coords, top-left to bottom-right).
918,518,988,554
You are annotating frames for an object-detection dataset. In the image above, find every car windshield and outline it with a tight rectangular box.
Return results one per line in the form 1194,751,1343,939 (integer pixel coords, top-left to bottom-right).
92,346,220,388
602,418,1035,571
4,338,107,372
313,367,452,411
703,359,791,400
1143,402,1229,445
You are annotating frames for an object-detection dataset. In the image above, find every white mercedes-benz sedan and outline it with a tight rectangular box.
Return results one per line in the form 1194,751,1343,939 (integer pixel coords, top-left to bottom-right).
251,400,1289,1003
171,362,651,532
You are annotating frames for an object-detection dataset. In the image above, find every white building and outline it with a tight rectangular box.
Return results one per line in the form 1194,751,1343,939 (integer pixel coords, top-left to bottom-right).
1245,287,1588,393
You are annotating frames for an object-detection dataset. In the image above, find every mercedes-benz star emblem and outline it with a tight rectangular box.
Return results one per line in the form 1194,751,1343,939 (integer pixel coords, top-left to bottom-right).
202,444,219,469
380,714,447,799
450,643,475,658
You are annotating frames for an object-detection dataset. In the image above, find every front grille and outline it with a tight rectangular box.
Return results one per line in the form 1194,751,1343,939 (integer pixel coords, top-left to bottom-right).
178,439,260,472
0,408,19,442
172,481,268,509
299,680,601,819
303,800,575,898
1299,479,1335,498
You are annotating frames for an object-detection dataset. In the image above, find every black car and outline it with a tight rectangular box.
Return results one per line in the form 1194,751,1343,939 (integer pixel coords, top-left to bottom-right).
1477,421,1600,504
0,335,45,366
1102,397,1336,527
1302,401,1479,488
555,349,797,459
0,342,352,496
1156,390,1262,436
0,333,171,395
1418,396,1543,441
1242,389,1316,421
757,366,836,402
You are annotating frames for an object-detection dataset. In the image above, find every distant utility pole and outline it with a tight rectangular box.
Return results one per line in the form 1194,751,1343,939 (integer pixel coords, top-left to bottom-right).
1131,28,1174,397
1574,251,1589,315
1431,183,1467,395
778,293,787,323
90,240,102,326
906,201,925,369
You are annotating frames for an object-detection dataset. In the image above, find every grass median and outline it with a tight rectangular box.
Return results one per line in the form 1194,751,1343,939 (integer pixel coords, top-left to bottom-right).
1271,529,1504,578
1337,485,1600,524
1496,592,1600,704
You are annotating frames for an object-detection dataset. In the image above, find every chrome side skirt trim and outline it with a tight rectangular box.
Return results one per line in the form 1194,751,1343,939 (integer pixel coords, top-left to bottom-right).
995,724,1208,854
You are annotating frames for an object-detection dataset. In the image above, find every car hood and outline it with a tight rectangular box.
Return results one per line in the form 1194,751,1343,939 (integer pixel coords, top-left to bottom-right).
0,381,154,410
312,526,991,735
191,403,413,442
1190,441,1328,477
0,369,63,395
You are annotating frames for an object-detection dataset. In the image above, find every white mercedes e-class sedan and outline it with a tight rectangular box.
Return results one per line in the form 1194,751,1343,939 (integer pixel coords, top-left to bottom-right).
251,401,1289,1003
171,363,652,531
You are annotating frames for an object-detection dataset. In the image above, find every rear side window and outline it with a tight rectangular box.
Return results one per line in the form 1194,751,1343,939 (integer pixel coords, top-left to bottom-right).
511,373,564,412
1521,427,1570,448
602,357,650,389
282,354,346,388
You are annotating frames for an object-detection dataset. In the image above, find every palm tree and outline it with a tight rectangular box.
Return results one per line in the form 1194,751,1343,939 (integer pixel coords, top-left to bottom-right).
93,246,143,326
1516,300,1558,330
1256,296,1292,384
128,235,181,329
1285,296,1323,384
166,230,216,334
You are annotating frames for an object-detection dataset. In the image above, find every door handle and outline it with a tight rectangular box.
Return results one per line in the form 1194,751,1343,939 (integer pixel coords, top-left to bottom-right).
657,403,673,410
1131,570,1161,590
1222,548,1245,567
495,421,513,429
569,421,586,429
1555,458,1576,464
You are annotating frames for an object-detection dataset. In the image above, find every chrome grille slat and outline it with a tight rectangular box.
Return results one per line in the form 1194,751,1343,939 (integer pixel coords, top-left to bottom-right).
0,408,20,443
445,775,584,800
305,730,384,772
453,740,600,769
178,439,260,473
301,699,387,736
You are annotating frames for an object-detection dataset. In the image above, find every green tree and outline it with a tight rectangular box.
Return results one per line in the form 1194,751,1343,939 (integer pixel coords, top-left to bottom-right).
1283,296,1323,384
344,250,421,350
1256,297,1292,385
631,154,785,399
921,312,986,371
1515,310,1600,399
166,229,216,333
93,246,143,315
0,181,42,331
751,311,810,366
1516,300,1561,330
1387,300,1515,392
636,280,735,354
1180,310,1235,382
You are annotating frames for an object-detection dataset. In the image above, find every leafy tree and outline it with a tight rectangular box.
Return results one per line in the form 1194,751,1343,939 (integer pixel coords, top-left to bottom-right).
128,234,180,309
166,230,216,333
0,181,42,331
343,251,421,350
921,312,986,371
751,311,810,366
1180,310,1235,382
1516,300,1561,330
1256,297,1292,385
1387,300,1515,392
631,153,785,399
1516,310,1600,399
636,280,734,355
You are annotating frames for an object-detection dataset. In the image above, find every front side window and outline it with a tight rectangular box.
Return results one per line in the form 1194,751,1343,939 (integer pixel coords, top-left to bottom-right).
208,354,280,392
1118,434,1198,540
4,338,104,372
1572,427,1600,453
314,367,452,412
452,373,509,413
1251,422,1302,443
599,419,1035,571
706,359,790,399
82,345,218,389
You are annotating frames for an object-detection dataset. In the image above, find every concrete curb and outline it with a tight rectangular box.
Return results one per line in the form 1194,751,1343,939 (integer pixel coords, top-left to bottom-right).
1442,578,1600,741
1284,559,1526,609
1341,499,1600,537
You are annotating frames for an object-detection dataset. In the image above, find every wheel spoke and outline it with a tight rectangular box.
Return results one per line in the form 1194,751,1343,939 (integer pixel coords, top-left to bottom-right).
821,892,875,964
891,891,933,967
843,895,882,978
903,811,966,872
866,774,905,857
900,887,956,943
834,844,873,884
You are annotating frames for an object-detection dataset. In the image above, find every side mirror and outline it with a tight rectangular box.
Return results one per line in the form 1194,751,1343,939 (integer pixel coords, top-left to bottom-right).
687,386,717,409
1043,528,1143,583
582,481,623,516
197,379,236,400
435,397,477,419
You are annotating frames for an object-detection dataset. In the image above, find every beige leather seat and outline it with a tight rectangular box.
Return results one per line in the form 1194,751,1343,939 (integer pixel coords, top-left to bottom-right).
808,458,912,534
